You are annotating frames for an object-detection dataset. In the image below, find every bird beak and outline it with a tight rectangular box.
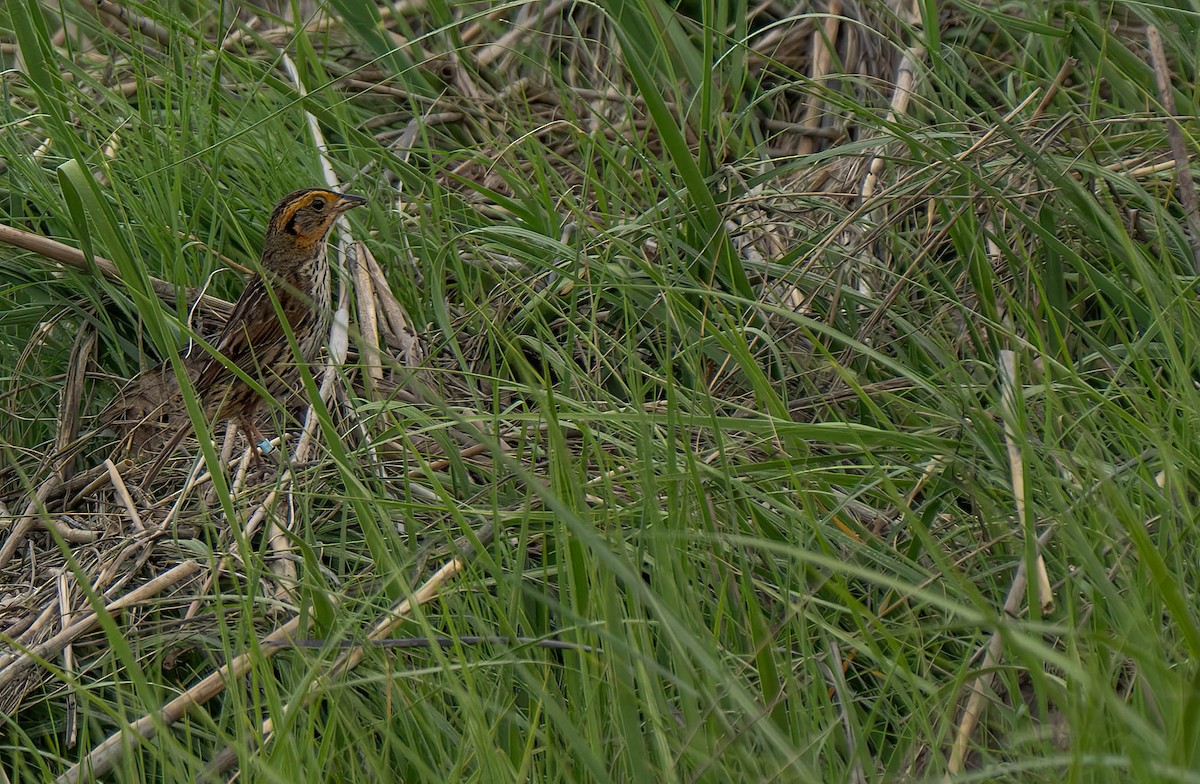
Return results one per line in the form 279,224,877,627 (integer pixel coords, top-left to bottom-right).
334,193,368,213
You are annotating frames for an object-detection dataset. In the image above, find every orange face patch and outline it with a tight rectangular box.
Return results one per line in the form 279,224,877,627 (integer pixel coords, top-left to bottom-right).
272,190,342,234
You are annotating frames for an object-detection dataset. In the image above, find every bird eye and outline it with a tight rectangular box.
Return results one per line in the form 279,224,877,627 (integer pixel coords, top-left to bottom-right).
311,198,326,211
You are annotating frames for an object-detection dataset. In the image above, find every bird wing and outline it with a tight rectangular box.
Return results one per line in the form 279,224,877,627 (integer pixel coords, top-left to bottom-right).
194,276,308,393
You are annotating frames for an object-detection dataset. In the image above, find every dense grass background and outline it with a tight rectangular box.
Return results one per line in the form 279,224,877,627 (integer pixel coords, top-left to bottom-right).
1,0,1199,781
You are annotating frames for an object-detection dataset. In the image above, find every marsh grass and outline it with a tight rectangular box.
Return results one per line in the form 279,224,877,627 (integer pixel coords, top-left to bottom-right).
0,0,1198,782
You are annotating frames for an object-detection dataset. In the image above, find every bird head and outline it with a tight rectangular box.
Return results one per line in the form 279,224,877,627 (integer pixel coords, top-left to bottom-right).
265,188,367,254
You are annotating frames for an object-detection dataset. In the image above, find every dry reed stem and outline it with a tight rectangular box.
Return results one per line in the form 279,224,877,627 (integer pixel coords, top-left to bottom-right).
104,460,144,533
954,90,1043,163
56,563,298,784
362,242,423,362
797,0,841,157
474,0,571,68
858,43,923,206
0,560,201,696
353,241,384,389
1146,25,1200,273
0,602,61,672
93,537,154,599
64,466,115,512
56,571,79,748
90,0,171,47
998,353,1051,615
207,553,469,778
56,331,96,477
945,351,1054,775
202,422,241,506
409,441,491,479
0,223,234,322
1031,58,1075,121
1,477,60,568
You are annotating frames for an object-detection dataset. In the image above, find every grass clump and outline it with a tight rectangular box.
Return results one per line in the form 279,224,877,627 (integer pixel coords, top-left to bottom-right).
0,0,1198,782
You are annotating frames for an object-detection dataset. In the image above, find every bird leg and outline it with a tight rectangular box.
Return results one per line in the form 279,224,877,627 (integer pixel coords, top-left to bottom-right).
238,418,273,461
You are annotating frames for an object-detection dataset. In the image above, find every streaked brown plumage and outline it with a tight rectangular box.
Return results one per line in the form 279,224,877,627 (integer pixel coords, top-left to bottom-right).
145,188,366,478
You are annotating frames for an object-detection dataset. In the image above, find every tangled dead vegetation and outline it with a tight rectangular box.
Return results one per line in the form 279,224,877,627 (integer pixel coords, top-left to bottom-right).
1,0,1170,778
